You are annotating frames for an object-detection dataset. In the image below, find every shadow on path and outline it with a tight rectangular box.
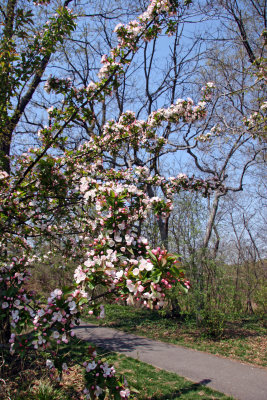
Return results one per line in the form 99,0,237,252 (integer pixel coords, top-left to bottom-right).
73,324,157,353
145,379,212,400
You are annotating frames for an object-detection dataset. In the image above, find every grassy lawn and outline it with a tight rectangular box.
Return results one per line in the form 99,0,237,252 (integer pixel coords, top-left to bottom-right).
1,337,234,400
83,304,267,368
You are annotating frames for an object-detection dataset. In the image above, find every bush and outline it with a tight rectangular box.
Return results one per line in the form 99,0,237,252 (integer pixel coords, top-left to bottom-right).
200,304,226,339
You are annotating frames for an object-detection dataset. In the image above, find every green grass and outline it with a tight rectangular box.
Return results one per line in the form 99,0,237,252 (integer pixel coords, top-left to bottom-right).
83,304,267,367
2,337,235,400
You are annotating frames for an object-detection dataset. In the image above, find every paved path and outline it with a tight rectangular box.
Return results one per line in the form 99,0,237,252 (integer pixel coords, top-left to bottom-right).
74,323,267,400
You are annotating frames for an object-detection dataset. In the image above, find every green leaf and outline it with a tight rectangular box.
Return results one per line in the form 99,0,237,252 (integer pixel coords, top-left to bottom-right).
170,266,184,278
87,281,95,290
147,250,157,261
151,270,162,283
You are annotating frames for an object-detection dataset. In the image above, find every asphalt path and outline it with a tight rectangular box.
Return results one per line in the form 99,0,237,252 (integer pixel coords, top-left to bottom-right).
74,323,267,400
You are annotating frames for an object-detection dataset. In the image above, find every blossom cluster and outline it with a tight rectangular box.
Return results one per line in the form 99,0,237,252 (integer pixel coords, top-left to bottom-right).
196,124,222,143
115,0,178,49
201,81,216,101
98,55,124,80
44,76,72,94
147,97,208,125
0,257,35,353
82,348,130,399
72,174,190,309
31,287,89,350
244,105,267,140
0,170,9,180
95,96,210,158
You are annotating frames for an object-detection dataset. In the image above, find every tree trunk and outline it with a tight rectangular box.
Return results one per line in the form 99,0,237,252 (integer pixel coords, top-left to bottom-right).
147,184,169,249
158,214,169,250
196,191,221,323
203,191,221,250
0,317,11,345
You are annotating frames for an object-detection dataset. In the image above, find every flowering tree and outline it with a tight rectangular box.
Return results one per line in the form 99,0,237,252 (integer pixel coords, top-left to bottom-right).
1,0,263,398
